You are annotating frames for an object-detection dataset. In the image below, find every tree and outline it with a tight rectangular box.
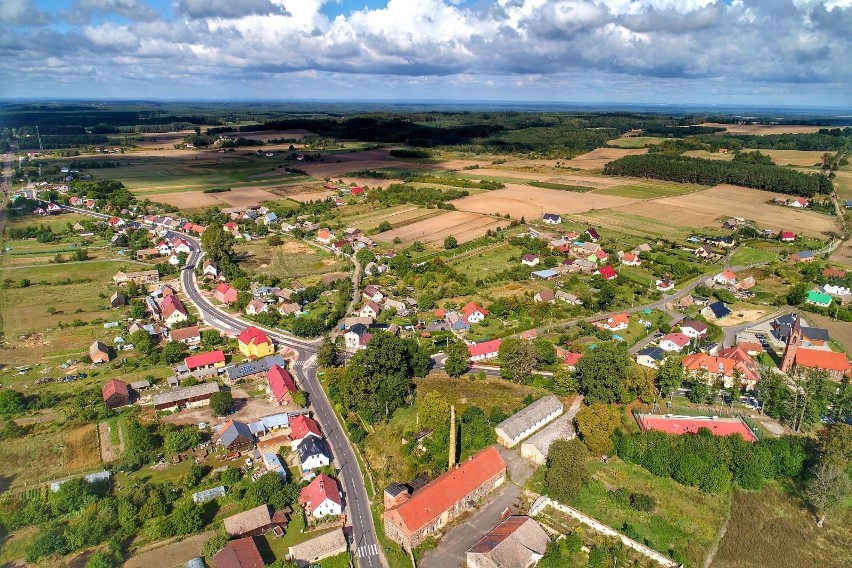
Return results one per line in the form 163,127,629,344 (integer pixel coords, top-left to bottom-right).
574,404,621,455
161,341,188,364
545,439,589,503
552,364,578,396
51,477,97,515
291,391,308,407
171,501,204,535
0,389,26,415
786,282,809,306
532,338,557,366
498,337,538,382
460,406,495,457
576,342,631,404
130,329,154,355
418,391,451,431
625,364,656,403
209,391,233,416
443,340,470,378
200,329,224,350
128,299,146,319
85,551,119,568
806,458,851,527
444,236,458,249
317,338,341,368
377,221,392,232
201,223,235,264
267,234,282,246
656,355,684,396
687,372,709,403
164,425,202,454
203,532,230,559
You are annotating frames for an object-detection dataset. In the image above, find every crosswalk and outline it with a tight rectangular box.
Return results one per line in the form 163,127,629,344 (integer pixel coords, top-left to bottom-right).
354,543,379,558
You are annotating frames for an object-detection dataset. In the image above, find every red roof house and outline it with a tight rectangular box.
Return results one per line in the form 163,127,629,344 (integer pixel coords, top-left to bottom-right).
267,364,297,405
299,473,343,519
350,187,365,196
215,283,239,305
213,536,264,568
468,339,502,362
184,350,225,371
780,231,796,242
289,414,322,448
102,379,130,409
563,352,583,369
597,265,617,280
461,301,488,324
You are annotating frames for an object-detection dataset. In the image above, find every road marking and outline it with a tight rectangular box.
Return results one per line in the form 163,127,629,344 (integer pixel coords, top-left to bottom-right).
355,544,378,558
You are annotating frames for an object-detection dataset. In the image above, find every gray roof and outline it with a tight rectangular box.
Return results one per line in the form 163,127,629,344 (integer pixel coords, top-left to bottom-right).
152,381,219,406
224,354,287,382
521,415,576,459
220,420,254,448
467,516,549,567
297,436,330,462
496,395,563,441
192,485,226,503
638,346,666,361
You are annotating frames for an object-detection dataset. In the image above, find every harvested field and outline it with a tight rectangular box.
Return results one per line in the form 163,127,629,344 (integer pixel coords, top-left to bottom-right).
744,149,829,167
300,148,430,178
63,424,101,473
457,168,625,189
150,186,280,209
607,136,671,148
450,184,640,219
286,190,337,203
374,211,505,246
609,184,839,238
563,147,648,169
338,205,442,231
683,150,736,161
830,240,852,269
701,122,832,134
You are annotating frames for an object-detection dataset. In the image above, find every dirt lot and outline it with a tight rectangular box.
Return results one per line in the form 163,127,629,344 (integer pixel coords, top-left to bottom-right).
98,421,124,464
715,308,769,327
563,147,648,169
63,424,101,473
450,184,639,219
829,239,852,268
286,190,337,203
701,123,831,134
160,384,298,427
612,184,839,237
374,211,507,246
150,187,281,209
125,530,216,568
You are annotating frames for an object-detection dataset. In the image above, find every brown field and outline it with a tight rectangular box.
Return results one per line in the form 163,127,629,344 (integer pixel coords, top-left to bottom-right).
374,211,506,246
450,184,640,219
234,129,314,141
287,190,337,203
702,122,832,134
63,423,101,473
745,149,828,167
151,187,281,209
134,130,195,149
563,147,648,169
462,167,625,189
611,184,839,237
683,150,736,161
830,240,852,268
299,148,431,178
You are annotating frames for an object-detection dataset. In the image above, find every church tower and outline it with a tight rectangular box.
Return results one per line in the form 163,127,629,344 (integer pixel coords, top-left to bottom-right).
780,313,802,373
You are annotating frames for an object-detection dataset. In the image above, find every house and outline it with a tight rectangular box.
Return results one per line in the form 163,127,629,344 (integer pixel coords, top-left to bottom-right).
362,284,384,303
288,531,348,567
169,325,201,345
289,414,323,449
152,382,219,411
466,516,549,568
598,313,629,332
184,350,226,372
694,245,714,259
267,365,297,405
636,346,666,369
596,265,617,280
297,436,331,472
344,323,373,351
238,326,275,359
102,379,129,409
89,340,111,364
360,301,381,320
350,186,365,196
717,345,762,388
213,536,265,568
468,339,502,362
521,254,540,267
495,396,563,448
519,415,576,465
113,270,159,285
542,213,562,225
679,320,708,339
214,283,239,305
161,296,189,327
656,277,675,292
682,352,760,389
594,249,609,263
218,420,254,450
824,267,846,279
714,270,737,285
110,291,126,308
780,231,796,242
446,313,471,331
792,250,814,263
383,446,506,550
659,333,691,352
562,351,582,371
845,199,852,209
461,301,488,324
203,259,219,279
789,349,851,381
223,504,287,538
316,228,334,244
135,247,159,260
701,301,731,320
736,276,756,290
299,474,343,519
223,221,240,236
806,290,832,307
533,289,555,303
790,198,810,208
620,252,641,266
245,299,268,315
555,291,582,305
824,283,852,297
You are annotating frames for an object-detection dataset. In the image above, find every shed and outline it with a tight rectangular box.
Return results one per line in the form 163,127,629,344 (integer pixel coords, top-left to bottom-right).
495,396,563,448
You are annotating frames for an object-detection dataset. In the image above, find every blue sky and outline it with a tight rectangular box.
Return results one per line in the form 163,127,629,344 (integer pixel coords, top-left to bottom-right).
2,0,851,107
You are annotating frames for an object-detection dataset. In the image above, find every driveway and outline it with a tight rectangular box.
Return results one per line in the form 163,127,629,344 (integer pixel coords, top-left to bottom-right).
420,445,536,568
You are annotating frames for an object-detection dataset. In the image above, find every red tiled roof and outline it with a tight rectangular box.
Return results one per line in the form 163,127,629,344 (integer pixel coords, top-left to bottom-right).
598,265,617,279
781,231,796,239
238,326,270,347
213,536,265,568
434,308,446,318
563,352,583,366
468,516,533,553
161,295,187,319
169,326,200,341
795,348,851,373
468,339,502,358
386,447,506,535
267,365,297,401
299,473,341,510
289,415,322,441
185,350,225,369
461,301,488,318
661,333,690,347
102,379,128,400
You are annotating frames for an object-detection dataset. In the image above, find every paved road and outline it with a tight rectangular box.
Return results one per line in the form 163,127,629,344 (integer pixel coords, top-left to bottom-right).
60,206,384,568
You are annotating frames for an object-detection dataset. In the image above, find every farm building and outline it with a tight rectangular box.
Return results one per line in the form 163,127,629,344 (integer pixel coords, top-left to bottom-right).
89,340,112,364
102,379,129,409
113,270,159,285
520,415,576,465
466,516,549,568
223,504,288,538
218,420,254,450
495,396,563,448
50,471,111,493
383,446,506,550
152,382,219,411
267,364,298,405
110,291,126,308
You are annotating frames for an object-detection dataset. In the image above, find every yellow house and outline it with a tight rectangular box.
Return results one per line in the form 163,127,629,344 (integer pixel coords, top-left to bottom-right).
238,326,274,358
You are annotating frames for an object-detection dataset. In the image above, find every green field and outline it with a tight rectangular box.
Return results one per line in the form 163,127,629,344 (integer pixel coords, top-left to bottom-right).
578,209,695,241
332,204,443,232
595,180,706,199
607,136,672,148
729,246,779,265
234,239,350,284
447,242,522,276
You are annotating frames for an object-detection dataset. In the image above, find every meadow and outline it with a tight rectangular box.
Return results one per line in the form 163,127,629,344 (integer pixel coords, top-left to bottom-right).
234,239,349,284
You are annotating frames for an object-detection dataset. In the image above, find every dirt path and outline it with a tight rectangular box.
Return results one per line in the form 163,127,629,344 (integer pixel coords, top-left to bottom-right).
124,530,215,568
704,491,733,568
98,421,124,463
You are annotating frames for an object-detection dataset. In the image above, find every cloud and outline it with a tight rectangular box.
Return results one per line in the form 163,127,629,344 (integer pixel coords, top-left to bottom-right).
0,0,48,25
74,0,159,21
174,0,290,19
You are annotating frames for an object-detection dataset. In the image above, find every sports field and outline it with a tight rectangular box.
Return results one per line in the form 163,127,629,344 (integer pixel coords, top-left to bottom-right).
637,414,758,442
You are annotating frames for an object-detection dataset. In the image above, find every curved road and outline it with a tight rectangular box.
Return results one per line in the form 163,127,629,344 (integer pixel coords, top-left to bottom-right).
61,206,384,568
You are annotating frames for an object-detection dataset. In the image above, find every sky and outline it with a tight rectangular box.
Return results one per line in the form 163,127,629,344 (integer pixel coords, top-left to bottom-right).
1,0,851,107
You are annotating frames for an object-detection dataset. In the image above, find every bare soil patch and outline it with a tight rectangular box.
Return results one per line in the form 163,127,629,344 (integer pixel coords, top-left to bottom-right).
150,191,223,209
98,421,124,463
715,308,768,327
829,239,852,269
563,147,648,169
450,184,640,219
374,211,505,246
160,385,297,427
701,123,832,135
125,530,216,568
286,190,337,203
612,184,838,237
280,241,316,255
63,423,101,473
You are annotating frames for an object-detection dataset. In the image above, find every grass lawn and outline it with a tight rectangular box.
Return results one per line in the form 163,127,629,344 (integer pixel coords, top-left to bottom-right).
729,246,779,265
711,485,852,568
570,457,729,568
447,242,522,277
607,136,672,148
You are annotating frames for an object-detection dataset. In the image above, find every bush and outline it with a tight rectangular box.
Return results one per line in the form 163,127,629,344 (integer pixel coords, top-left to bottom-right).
612,488,632,506
630,492,657,512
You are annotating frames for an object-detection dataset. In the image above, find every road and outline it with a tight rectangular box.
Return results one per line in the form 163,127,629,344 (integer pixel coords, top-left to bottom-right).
60,206,384,568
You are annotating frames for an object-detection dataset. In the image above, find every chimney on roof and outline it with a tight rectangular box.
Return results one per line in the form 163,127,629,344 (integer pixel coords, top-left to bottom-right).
448,405,457,470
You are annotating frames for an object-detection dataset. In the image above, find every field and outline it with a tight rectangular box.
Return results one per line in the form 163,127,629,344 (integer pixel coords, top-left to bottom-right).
151,186,282,209
728,246,779,265
334,205,444,232
448,242,522,276
607,136,671,148
0,420,68,490
607,184,839,238
286,190,337,202
701,123,831,134
711,486,852,568
450,185,640,219
457,168,625,189
683,150,736,161
62,423,101,473
593,180,706,199
235,240,350,283
744,149,828,167
373,211,506,246
299,148,431,178
563,147,648,169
